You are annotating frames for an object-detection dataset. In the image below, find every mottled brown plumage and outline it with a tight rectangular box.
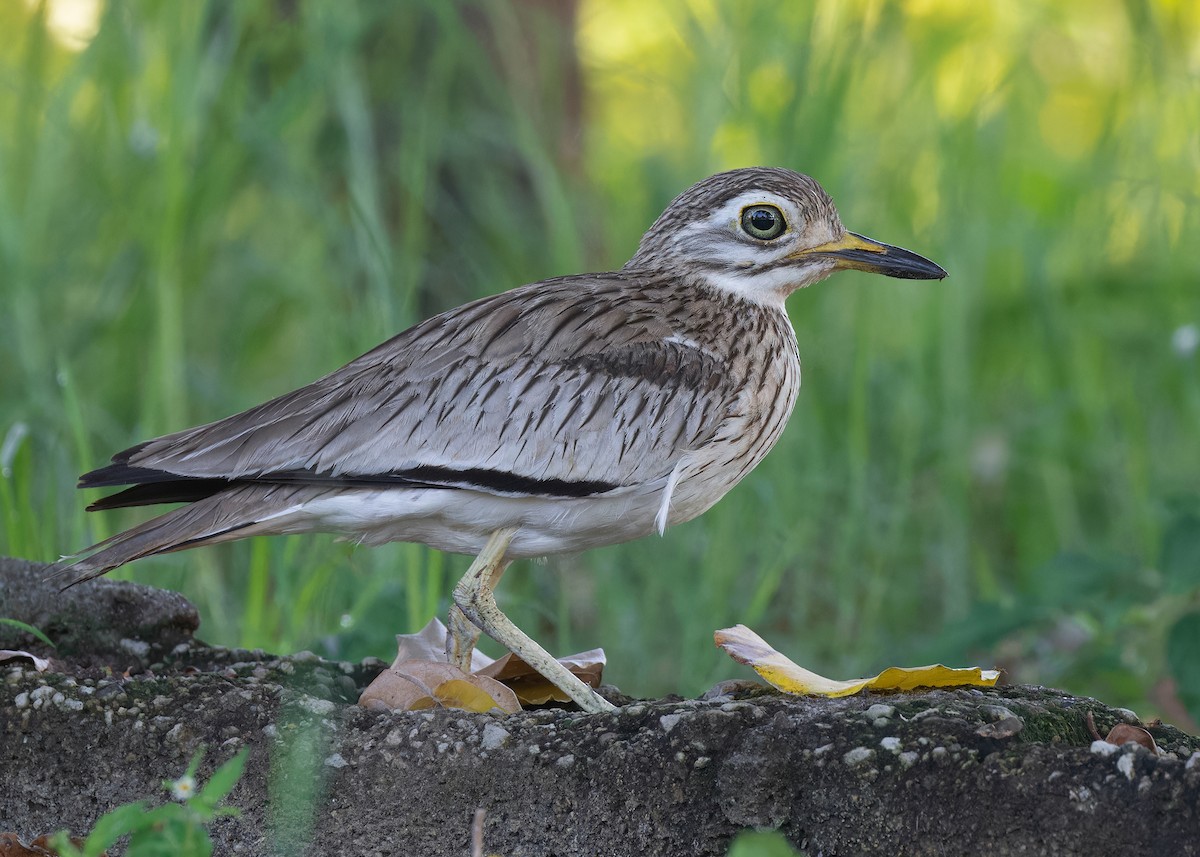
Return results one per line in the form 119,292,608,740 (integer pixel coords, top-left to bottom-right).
58,167,946,712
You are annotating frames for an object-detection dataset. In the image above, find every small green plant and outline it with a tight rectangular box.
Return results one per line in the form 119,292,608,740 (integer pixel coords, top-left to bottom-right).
725,830,808,857
50,749,247,857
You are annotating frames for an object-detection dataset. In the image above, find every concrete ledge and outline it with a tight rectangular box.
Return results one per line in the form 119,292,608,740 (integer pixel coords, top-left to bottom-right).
2,556,1198,856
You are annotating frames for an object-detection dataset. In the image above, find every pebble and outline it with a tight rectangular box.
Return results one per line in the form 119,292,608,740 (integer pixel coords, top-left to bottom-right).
297,696,335,717
481,723,510,750
1117,753,1136,781
843,747,875,767
978,704,1017,722
659,713,683,734
119,638,151,658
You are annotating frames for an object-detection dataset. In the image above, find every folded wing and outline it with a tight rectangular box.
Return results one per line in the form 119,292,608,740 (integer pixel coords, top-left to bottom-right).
82,274,737,507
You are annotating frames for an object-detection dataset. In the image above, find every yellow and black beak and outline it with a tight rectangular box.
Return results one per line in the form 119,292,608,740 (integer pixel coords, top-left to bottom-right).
795,232,947,280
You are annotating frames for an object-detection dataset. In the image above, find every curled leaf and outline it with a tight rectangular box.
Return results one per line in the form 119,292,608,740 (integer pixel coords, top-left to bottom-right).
392,618,495,672
1105,723,1159,755
1085,710,1160,755
0,650,50,672
475,649,605,706
714,624,1000,698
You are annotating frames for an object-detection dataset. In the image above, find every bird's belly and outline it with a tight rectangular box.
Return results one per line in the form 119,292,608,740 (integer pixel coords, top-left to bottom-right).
293,486,664,558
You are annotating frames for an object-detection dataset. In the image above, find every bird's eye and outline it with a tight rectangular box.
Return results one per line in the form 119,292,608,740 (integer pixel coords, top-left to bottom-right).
740,205,787,241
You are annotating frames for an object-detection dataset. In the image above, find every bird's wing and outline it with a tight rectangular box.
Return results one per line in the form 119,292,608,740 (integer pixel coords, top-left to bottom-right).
82,274,739,500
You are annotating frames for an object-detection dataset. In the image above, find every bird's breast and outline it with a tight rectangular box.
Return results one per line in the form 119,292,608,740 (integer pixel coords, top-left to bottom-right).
661,305,801,526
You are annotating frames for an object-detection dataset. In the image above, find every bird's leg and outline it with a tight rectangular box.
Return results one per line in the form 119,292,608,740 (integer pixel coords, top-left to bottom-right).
446,606,481,671
445,530,513,671
449,528,616,714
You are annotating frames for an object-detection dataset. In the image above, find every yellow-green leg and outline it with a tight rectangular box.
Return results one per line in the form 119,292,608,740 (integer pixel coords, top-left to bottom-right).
446,528,615,714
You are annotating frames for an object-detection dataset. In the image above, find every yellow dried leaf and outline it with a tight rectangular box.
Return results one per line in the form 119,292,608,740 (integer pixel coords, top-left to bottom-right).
715,624,1000,698
474,648,605,706
433,678,519,714
365,621,605,711
509,678,572,706
359,660,520,713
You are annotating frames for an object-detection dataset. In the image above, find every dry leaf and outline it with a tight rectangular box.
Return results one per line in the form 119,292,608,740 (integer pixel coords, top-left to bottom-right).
714,624,1000,698
0,832,51,857
0,651,50,672
0,833,93,857
1105,723,1160,755
363,619,606,711
474,649,605,705
422,679,514,714
1084,710,1160,755
393,618,495,672
359,660,520,714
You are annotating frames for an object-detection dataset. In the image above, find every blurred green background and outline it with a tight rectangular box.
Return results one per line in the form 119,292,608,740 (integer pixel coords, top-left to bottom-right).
2,0,1199,727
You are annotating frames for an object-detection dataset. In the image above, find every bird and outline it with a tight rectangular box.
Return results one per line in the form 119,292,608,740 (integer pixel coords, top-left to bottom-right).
57,167,946,713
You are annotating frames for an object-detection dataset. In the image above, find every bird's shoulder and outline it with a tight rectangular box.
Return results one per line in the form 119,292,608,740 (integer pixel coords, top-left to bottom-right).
346,271,711,371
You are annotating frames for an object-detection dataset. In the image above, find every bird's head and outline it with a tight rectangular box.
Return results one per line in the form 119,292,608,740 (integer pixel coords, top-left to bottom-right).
625,167,947,306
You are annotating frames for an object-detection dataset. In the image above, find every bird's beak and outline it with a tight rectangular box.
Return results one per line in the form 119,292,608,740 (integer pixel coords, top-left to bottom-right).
793,232,947,280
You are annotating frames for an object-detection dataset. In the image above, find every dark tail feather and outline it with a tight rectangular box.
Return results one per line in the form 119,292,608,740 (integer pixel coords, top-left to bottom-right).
86,479,234,511
51,509,255,589
50,484,317,588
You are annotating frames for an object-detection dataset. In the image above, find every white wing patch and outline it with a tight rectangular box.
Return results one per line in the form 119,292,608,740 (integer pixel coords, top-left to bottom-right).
655,459,687,536
663,333,723,362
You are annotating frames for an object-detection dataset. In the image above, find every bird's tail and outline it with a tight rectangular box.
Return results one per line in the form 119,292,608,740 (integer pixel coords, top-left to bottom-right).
50,484,321,588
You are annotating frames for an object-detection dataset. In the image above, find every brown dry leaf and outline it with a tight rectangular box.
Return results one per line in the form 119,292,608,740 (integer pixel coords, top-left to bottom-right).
0,832,49,857
392,618,496,672
359,659,520,714
0,651,50,672
715,624,1000,698
1085,711,1160,755
0,833,93,856
1105,723,1160,755
364,619,605,710
474,649,605,706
